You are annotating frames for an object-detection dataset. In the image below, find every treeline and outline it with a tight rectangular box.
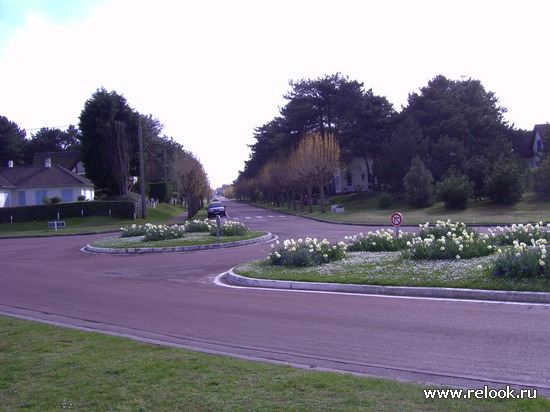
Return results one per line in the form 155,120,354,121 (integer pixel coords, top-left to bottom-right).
230,73,539,208
0,88,211,218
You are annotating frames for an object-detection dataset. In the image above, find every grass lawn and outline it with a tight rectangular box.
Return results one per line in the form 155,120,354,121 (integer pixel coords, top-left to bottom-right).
1,316,547,411
234,252,550,293
260,192,550,225
0,203,187,237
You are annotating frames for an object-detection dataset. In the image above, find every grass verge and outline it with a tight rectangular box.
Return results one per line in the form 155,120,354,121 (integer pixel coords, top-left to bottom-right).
257,192,550,225
0,204,187,237
1,316,547,411
234,252,550,292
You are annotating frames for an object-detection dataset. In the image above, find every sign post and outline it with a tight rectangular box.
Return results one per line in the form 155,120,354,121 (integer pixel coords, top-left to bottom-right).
390,212,403,238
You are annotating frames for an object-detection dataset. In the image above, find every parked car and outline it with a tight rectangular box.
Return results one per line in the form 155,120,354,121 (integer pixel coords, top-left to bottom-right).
207,201,226,218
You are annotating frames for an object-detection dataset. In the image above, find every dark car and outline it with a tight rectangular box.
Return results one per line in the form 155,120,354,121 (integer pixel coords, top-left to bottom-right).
207,201,226,218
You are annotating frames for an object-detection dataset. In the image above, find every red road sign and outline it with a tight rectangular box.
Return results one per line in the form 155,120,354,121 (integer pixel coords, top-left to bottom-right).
391,212,403,227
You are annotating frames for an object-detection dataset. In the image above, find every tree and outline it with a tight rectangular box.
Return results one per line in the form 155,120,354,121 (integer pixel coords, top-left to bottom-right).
484,155,525,205
107,120,132,196
171,149,210,219
403,157,434,208
436,168,473,209
0,116,26,166
79,88,137,195
23,126,82,164
289,132,341,213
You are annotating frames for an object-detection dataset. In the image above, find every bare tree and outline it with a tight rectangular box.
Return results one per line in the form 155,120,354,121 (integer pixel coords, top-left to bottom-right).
171,149,210,219
290,132,341,213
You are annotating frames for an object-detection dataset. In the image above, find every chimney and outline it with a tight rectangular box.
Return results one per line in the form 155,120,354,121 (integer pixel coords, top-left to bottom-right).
45,158,51,168
8,160,13,168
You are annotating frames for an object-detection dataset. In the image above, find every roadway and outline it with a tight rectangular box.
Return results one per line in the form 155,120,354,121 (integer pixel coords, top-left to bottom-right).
1,199,549,396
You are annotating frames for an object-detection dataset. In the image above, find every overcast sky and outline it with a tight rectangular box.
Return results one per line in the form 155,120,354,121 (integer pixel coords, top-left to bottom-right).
1,0,548,188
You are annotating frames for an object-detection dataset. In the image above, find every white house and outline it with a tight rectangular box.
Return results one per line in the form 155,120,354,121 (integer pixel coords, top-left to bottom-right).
334,156,373,194
0,158,94,208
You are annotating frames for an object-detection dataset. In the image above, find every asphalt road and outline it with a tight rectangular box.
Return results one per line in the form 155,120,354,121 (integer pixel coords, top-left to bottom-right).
1,200,549,396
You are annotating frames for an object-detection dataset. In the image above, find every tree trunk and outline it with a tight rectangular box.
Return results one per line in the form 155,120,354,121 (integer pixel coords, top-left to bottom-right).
308,185,313,213
320,184,326,213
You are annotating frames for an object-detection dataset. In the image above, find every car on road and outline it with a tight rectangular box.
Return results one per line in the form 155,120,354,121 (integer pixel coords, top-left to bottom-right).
207,201,226,218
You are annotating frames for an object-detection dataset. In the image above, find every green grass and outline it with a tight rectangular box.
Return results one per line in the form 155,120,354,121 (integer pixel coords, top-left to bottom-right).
1,316,547,411
261,192,550,225
0,203,187,237
235,252,550,292
90,231,268,248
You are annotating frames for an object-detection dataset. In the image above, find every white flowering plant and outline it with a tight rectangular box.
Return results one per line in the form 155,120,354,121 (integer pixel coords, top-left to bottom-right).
488,222,550,246
492,239,550,279
184,219,215,233
268,238,347,267
345,229,413,252
143,224,187,241
210,220,249,236
120,223,150,237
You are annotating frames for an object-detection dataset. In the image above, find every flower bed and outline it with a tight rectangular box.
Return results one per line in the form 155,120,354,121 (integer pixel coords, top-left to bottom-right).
119,219,249,242
268,238,347,267
270,220,550,280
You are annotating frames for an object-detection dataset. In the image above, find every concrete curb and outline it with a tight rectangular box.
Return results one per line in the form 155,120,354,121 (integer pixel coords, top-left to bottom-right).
225,269,550,304
84,233,275,254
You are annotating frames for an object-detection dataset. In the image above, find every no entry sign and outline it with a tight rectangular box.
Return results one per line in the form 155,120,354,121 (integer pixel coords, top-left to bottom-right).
391,212,403,227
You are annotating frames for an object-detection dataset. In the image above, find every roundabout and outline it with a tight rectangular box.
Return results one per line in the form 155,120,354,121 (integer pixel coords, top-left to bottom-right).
1,199,550,397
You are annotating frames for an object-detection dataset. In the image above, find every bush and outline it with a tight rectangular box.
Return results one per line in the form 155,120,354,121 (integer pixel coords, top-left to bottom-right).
210,221,248,236
404,220,493,260
491,240,549,279
488,222,550,246
377,193,392,209
143,224,186,241
345,229,413,252
77,195,86,201
50,196,62,204
184,219,214,233
484,156,524,205
403,157,434,208
268,238,347,267
533,157,550,198
436,170,473,209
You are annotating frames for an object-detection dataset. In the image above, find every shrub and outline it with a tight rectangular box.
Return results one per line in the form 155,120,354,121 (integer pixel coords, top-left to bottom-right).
404,220,493,260
77,195,86,201
436,170,473,209
377,193,392,209
120,223,149,237
210,221,248,236
184,219,214,233
484,156,524,205
488,222,550,246
143,224,186,241
268,238,347,267
403,157,434,208
50,196,62,204
491,239,549,279
345,229,412,252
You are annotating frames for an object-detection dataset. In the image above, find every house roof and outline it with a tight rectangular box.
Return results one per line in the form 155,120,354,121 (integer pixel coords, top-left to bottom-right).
0,165,93,188
33,152,81,170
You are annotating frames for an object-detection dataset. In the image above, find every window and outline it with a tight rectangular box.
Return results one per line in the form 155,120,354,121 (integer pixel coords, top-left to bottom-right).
35,190,47,205
61,189,73,202
18,191,26,206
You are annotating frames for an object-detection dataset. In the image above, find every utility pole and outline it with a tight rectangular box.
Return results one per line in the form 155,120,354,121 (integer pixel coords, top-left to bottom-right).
138,117,147,218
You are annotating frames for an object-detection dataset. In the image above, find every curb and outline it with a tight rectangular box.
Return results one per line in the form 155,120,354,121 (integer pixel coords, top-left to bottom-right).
225,269,550,304
84,233,275,254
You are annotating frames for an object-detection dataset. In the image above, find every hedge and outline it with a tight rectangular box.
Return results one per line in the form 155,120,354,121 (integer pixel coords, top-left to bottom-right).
0,201,136,223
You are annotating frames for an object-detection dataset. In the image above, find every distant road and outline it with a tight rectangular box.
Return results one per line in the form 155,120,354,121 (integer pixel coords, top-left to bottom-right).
1,199,549,396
